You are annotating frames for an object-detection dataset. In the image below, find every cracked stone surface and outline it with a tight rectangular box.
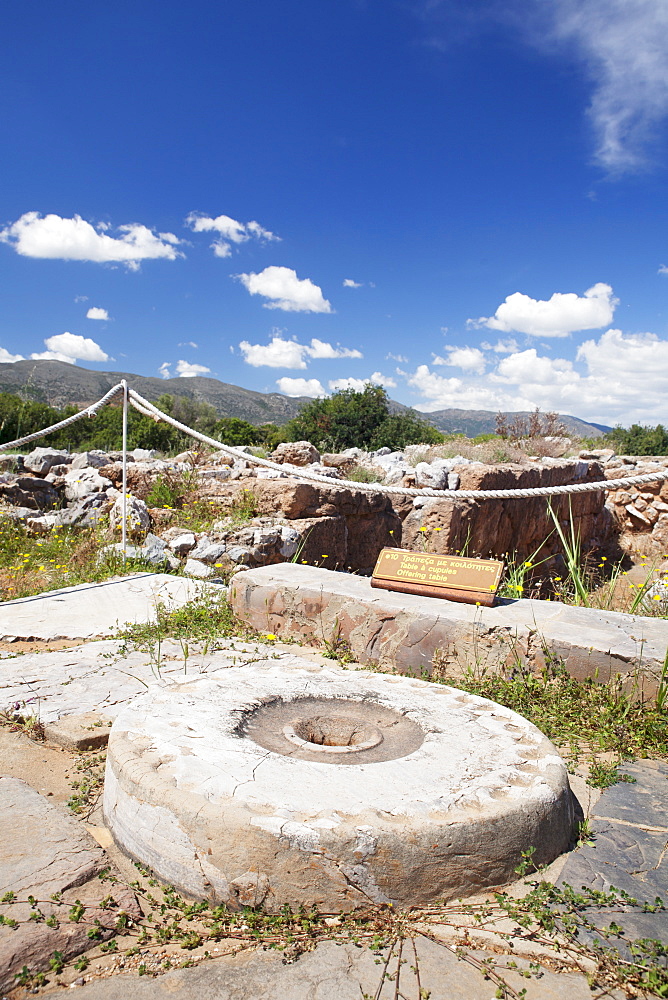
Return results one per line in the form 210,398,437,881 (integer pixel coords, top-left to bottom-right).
0,777,140,992
53,936,604,1000
230,563,668,695
558,761,668,949
0,637,281,723
103,660,573,911
0,574,224,641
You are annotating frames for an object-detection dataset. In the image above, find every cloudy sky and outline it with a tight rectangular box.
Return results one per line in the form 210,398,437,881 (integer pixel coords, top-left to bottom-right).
2,0,668,427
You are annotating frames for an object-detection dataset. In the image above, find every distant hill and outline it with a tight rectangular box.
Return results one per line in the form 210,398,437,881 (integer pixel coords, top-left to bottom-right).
0,360,610,438
0,360,310,425
419,408,610,439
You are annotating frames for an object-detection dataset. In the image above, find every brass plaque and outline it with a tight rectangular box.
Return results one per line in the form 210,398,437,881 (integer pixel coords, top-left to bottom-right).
371,548,504,605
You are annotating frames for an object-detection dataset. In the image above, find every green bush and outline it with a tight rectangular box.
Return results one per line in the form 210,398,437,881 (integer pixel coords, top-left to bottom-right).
608,423,668,456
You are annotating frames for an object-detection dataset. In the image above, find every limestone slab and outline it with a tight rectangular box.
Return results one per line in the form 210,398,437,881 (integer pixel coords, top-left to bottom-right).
0,637,280,723
104,661,573,911
559,761,668,950
0,574,224,641
57,936,602,1000
229,564,668,693
0,777,139,993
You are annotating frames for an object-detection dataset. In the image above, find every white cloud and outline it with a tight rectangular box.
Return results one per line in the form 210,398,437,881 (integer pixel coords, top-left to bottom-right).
178,341,198,348
307,338,362,360
276,377,326,397
473,283,617,337
239,336,309,369
186,212,278,258
406,327,668,423
386,352,408,363
494,349,575,386
329,372,397,392
0,213,183,270
0,347,25,363
41,332,109,362
343,278,363,288
175,360,211,378
237,266,332,313
480,338,519,353
238,335,361,368
86,307,109,320
30,351,76,364
159,362,172,378
433,346,486,374
544,0,668,172
659,264,668,275
74,295,88,303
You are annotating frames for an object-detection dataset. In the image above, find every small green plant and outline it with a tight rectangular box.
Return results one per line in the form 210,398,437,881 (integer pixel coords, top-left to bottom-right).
67,753,106,816
587,760,637,789
346,465,384,483
117,591,258,652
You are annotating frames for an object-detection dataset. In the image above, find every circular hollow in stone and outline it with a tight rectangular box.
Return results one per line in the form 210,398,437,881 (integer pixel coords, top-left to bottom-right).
284,717,383,754
244,696,422,763
103,660,574,912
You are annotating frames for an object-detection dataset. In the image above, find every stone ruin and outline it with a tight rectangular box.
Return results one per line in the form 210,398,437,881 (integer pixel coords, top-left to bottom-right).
3,441,667,584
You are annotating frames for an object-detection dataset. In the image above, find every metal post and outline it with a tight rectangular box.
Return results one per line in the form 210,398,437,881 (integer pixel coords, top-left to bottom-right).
121,380,128,560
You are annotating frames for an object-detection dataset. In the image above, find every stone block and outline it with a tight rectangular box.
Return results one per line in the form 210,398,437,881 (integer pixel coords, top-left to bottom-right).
44,710,113,750
229,564,668,695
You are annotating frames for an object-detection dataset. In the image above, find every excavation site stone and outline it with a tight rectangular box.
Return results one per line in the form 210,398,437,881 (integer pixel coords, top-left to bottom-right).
0,777,139,993
229,563,668,696
0,573,223,641
103,660,573,911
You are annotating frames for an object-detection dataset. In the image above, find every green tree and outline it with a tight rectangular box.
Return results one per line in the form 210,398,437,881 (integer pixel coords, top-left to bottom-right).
285,384,443,451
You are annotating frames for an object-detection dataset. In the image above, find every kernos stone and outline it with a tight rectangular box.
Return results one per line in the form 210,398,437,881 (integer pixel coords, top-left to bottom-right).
109,493,151,539
103,661,573,911
271,441,320,466
23,447,70,475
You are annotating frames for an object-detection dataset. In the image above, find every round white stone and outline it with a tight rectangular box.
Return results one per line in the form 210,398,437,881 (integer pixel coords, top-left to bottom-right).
103,659,573,911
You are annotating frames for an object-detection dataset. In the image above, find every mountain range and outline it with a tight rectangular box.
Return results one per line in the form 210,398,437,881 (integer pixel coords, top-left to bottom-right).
0,360,609,438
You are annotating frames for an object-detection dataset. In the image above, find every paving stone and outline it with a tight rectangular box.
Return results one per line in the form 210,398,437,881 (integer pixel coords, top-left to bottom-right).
53,936,603,1000
593,761,668,830
0,777,140,993
0,574,224,641
559,762,668,954
0,638,288,722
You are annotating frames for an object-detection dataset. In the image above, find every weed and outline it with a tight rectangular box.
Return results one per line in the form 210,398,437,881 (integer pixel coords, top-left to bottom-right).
67,753,106,817
587,760,638,789
117,590,258,653
0,521,155,600
347,465,384,483
431,650,668,764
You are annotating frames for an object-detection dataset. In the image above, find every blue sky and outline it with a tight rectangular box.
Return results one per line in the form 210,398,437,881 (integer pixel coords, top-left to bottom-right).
2,0,668,426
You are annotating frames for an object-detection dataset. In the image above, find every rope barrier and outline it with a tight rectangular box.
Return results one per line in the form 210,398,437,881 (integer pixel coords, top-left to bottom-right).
0,377,666,501
127,388,668,501
0,382,125,452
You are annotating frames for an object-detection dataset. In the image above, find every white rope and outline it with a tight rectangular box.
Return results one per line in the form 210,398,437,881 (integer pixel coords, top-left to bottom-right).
0,382,125,452
127,388,668,501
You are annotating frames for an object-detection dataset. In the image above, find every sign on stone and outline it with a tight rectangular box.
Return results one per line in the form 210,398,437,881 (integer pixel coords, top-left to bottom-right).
371,547,504,606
